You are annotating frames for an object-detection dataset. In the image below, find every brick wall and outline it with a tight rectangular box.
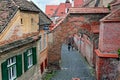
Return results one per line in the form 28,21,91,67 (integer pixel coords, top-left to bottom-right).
96,18,120,79
48,13,107,69
99,22,120,53
96,57,118,80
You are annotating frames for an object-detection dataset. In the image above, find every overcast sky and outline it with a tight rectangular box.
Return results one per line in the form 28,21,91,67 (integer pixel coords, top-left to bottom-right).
31,0,72,12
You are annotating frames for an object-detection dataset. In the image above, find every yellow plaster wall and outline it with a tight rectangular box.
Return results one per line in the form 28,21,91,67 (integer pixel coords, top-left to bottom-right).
0,10,39,41
20,11,39,33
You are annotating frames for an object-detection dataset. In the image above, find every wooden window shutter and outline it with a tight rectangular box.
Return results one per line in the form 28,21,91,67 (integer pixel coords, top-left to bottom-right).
32,47,37,65
24,51,28,72
1,60,8,80
16,54,23,77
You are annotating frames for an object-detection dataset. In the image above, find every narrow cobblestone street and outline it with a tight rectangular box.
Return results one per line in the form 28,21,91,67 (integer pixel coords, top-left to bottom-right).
51,44,96,80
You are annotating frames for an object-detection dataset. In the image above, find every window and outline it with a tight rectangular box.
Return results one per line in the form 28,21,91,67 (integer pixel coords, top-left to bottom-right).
7,57,16,80
1,55,22,80
39,39,42,51
27,49,33,68
21,18,23,24
24,47,37,72
43,33,47,49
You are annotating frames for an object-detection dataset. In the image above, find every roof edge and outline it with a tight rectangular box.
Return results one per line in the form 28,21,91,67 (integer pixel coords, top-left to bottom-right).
100,8,120,22
0,8,19,33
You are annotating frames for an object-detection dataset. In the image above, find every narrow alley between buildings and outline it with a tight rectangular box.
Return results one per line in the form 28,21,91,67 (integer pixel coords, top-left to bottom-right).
51,44,96,80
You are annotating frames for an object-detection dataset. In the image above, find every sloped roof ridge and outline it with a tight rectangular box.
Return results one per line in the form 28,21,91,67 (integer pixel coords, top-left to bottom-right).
51,4,60,17
110,0,120,5
69,7,110,14
100,8,120,22
51,13,69,31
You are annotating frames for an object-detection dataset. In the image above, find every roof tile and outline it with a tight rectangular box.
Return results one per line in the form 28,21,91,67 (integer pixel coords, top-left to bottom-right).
45,5,58,17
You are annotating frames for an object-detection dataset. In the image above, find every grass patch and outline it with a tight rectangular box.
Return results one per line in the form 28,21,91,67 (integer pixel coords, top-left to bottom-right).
43,70,57,80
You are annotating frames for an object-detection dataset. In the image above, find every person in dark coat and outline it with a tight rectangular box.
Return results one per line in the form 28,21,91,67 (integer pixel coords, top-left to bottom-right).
71,36,74,50
68,42,71,51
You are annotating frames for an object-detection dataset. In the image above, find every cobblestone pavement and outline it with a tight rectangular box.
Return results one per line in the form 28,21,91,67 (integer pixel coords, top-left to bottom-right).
51,44,96,80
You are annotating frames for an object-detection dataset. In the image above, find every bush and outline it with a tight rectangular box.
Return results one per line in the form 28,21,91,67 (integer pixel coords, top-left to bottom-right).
118,49,120,56
43,70,57,80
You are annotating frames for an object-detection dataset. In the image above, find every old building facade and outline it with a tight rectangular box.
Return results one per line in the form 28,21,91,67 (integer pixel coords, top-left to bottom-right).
0,0,51,80
38,10,51,75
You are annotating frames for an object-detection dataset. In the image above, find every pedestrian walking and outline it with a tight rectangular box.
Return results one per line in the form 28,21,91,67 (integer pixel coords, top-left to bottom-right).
71,36,74,50
67,35,74,51
68,42,71,51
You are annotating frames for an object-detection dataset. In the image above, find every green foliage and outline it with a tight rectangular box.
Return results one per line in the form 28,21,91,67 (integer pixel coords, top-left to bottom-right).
118,49,120,56
43,70,57,80
107,4,111,10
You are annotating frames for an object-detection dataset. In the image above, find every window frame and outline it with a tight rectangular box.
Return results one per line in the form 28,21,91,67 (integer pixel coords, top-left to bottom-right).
21,18,23,24
43,33,47,49
7,57,17,80
39,39,42,52
27,49,33,68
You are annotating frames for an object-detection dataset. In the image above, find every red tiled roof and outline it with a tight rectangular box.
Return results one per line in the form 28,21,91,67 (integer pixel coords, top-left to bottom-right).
53,3,71,17
45,2,71,18
54,3,66,17
45,5,58,17
101,8,120,22
74,0,83,7
69,7,110,14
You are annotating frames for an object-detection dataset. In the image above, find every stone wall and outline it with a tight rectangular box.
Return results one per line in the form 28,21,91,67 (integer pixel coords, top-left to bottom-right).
96,57,118,80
